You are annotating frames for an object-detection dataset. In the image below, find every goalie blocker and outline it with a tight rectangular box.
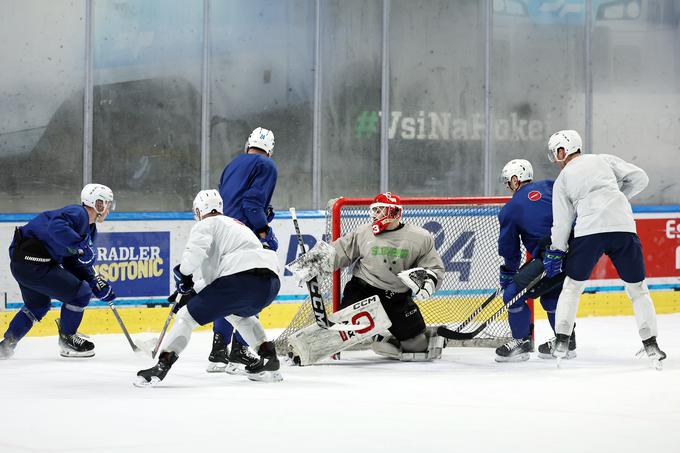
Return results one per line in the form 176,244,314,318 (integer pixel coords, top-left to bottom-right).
288,295,445,365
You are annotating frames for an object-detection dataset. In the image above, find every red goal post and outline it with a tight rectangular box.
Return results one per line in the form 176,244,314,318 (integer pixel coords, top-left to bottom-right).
275,195,532,354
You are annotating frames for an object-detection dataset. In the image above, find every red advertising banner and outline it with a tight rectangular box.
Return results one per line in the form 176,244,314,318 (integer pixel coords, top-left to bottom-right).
590,214,680,281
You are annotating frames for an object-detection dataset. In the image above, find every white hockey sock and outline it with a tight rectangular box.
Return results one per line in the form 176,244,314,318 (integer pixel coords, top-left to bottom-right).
162,306,199,355
226,315,267,350
624,280,658,340
554,277,586,336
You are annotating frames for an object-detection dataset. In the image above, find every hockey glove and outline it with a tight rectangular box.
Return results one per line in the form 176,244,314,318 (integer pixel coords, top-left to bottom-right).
77,239,95,265
397,267,438,302
286,241,336,284
261,227,279,251
499,265,516,290
89,276,116,302
173,264,194,294
543,248,566,278
266,205,275,224
168,289,196,314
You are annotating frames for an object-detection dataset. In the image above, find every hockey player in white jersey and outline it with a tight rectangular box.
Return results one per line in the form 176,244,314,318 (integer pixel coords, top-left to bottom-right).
543,130,666,367
135,190,282,386
288,192,446,363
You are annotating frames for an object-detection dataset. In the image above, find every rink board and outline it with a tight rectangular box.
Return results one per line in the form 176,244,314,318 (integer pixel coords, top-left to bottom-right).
0,207,678,336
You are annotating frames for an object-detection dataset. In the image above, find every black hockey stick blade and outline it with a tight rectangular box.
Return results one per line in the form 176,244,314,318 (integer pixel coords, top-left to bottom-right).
437,325,479,340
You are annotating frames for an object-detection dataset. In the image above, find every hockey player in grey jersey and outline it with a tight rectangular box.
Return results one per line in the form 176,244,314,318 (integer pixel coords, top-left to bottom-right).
288,192,445,361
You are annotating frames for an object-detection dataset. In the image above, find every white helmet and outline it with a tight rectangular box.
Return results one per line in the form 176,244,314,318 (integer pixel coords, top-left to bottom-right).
193,189,223,220
501,159,534,184
245,127,275,156
81,183,115,214
547,129,582,162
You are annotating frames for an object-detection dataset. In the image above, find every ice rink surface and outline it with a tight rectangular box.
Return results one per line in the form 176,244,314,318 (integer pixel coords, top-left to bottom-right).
1,314,679,453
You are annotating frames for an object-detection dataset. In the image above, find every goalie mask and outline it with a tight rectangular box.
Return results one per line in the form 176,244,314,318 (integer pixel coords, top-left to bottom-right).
81,183,115,215
193,189,223,220
370,192,402,235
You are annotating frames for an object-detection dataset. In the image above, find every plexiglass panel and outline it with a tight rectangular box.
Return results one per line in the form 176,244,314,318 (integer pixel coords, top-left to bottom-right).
93,0,203,211
388,0,487,197
0,0,85,211
491,0,586,193
319,0,382,202
209,0,315,209
591,0,680,203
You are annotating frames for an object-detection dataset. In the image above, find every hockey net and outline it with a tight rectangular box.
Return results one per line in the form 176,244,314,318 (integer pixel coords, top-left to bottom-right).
275,196,523,356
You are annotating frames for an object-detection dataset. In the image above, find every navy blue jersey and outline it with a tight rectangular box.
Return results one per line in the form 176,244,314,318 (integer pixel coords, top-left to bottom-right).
10,204,97,266
498,180,554,271
218,153,278,232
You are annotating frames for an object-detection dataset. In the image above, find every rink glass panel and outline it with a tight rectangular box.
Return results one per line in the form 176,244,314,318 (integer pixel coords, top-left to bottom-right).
590,1,680,204
0,0,85,212
387,0,487,197
275,197,519,356
208,0,315,210
319,0,382,202
490,2,586,192
91,0,203,212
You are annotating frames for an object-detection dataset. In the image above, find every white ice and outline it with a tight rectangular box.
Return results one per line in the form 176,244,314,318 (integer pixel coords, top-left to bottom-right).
1,314,679,453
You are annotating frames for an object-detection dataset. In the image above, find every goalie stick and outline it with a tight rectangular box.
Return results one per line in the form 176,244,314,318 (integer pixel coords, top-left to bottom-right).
437,271,546,341
289,208,370,332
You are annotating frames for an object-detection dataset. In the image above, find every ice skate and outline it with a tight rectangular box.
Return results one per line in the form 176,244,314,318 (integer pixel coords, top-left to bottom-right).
495,336,532,362
246,341,282,382
0,337,17,360
539,330,576,360
134,351,179,387
636,336,666,370
56,319,94,358
226,338,259,375
206,332,230,373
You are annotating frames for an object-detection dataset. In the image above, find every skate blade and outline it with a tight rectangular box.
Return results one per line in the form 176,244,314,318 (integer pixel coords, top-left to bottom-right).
494,352,530,363
59,349,95,358
206,362,228,373
225,363,247,376
538,351,576,360
133,376,161,388
247,371,283,383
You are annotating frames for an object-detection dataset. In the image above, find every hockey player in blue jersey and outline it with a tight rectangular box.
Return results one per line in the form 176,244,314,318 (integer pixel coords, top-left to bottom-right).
0,184,116,359
207,126,279,373
495,159,574,362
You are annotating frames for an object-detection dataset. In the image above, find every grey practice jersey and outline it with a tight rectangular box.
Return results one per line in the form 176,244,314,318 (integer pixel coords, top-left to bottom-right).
332,223,445,293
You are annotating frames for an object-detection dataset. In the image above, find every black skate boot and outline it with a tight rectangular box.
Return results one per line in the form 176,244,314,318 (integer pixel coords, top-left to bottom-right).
552,333,571,362
637,336,666,370
206,332,230,373
226,336,259,375
495,336,533,362
134,351,179,387
0,336,17,360
539,330,576,360
246,341,282,382
56,319,94,358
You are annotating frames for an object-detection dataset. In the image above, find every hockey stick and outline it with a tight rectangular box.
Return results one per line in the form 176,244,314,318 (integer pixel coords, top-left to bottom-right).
108,300,140,352
289,208,370,332
438,271,546,341
452,289,499,333
151,292,181,359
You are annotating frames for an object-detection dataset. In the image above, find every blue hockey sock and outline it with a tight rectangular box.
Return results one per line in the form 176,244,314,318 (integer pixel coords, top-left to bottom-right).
213,317,235,344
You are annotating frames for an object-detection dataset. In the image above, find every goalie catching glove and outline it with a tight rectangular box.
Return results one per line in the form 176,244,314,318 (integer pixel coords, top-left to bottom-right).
286,240,336,284
397,267,437,301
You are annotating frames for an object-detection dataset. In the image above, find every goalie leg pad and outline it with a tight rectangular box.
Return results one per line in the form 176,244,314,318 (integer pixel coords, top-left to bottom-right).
288,295,392,365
